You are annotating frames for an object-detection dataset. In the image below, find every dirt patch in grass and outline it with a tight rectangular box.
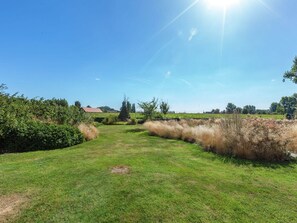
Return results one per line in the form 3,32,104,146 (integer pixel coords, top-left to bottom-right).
111,165,130,174
0,194,28,222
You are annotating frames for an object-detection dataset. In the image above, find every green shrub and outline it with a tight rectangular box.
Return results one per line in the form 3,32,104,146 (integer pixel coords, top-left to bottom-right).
102,115,118,125
0,121,84,153
127,118,137,125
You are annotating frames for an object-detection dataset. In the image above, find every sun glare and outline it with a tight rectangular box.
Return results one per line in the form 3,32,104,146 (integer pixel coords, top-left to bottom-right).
207,0,239,8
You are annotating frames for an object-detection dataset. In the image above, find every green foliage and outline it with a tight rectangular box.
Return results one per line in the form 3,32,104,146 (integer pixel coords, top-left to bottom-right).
131,103,136,113
127,117,137,125
242,105,256,114
75,101,81,108
270,102,278,113
211,109,220,114
99,106,118,113
283,56,297,83
127,101,132,113
226,103,237,114
118,97,131,121
0,121,83,153
138,98,158,120
279,96,297,116
160,101,170,115
276,104,285,115
102,115,118,125
0,85,91,153
235,107,242,114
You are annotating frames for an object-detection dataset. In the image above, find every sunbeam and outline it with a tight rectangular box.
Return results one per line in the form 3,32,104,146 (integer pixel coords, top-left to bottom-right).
151,0,200,39
255,0,280,17
140,38,175,74
220,7,227,58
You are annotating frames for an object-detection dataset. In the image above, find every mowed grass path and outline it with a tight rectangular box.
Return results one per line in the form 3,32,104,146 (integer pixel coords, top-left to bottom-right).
1,125,297,222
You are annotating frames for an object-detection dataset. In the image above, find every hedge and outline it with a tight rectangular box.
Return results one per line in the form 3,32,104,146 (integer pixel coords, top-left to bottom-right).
0,121,84,153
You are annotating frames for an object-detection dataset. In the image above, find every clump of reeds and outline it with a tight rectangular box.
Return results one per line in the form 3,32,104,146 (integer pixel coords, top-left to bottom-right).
78,123,99,141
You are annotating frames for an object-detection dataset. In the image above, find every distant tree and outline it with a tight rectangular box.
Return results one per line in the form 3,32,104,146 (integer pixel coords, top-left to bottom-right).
235,107,243,114
99,106,118,113
118,97,130,121
270,102,278,113
283,56,297,83
279,96,297,116
242,105,256,114
276,104,285,115
160,101,170,115
87,105,91,108
256,109,269,115
74,101,81,108
131,103,136,113
211,109,220,114
226,103,237,114
127,101,132,113
138,98,158,120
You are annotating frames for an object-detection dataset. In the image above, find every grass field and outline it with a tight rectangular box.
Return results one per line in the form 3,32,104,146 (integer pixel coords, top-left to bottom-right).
92,113,285,121
1,125,297,222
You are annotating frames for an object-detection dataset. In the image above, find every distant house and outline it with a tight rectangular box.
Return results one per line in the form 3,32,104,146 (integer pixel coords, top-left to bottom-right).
81,107,103,113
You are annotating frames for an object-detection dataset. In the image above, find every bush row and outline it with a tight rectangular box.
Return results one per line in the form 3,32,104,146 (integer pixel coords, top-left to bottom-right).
0,121,84,153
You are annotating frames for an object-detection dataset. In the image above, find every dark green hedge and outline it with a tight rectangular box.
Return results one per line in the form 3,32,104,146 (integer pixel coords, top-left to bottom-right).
0,121,84,153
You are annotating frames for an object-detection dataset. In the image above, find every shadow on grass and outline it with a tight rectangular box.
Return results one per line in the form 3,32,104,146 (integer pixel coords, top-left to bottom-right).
146,134,297,169
125,128,146,133
195,148,297,169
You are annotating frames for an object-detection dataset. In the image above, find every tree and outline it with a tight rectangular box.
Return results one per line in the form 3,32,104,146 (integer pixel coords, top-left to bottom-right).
138,98,158,120
270,102,278,113
276,104,285,115
242,105,256,114
131,103,136,113
235,107,242,114
127,101,132,113
160,101,170,115
226,103,237,114
211,109,220,114
74,101,81,108
118,97,130,121
283,56,297,83
279,96,297,116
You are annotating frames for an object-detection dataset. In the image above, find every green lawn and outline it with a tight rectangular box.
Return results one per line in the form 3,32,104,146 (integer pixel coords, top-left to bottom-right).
1,125,296,222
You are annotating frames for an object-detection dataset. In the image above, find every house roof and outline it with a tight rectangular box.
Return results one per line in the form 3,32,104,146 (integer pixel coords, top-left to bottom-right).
82,107,103,113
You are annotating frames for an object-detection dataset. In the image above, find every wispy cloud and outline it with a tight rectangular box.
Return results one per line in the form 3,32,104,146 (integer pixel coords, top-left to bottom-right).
271,79,276,82
95,78,100,81
188,28,198,41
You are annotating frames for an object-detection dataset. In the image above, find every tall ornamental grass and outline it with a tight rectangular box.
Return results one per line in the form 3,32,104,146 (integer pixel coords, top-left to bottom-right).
144,116,297,162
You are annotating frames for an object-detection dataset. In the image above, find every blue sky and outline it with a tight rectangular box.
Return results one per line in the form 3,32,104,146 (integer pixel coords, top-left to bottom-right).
1,0,297,112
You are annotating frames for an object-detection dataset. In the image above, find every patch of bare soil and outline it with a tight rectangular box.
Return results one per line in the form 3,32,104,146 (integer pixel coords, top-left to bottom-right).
0,194,27,223
111,165,130,174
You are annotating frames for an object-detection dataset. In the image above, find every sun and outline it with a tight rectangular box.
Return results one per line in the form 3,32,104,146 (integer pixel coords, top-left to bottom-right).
206,0,239,8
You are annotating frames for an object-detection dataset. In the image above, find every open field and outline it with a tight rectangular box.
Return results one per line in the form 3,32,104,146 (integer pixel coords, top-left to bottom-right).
92,113,285,121
1,125,297,222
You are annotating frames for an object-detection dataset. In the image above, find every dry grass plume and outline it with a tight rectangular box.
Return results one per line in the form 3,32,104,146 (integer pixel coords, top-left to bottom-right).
144,116,297,162
78,123,99,141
